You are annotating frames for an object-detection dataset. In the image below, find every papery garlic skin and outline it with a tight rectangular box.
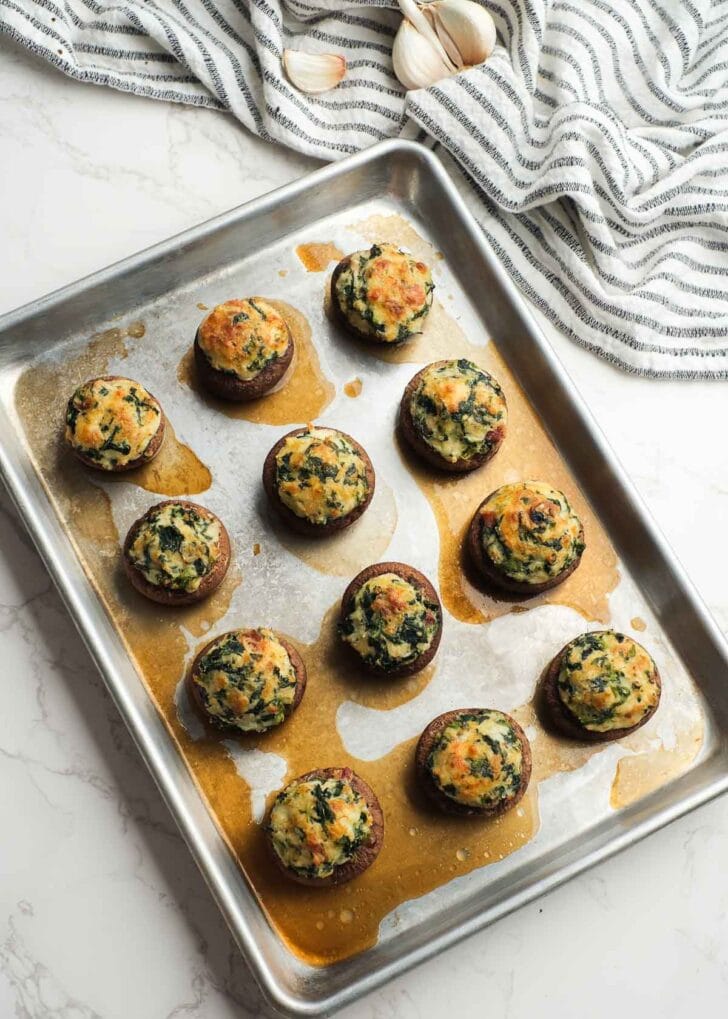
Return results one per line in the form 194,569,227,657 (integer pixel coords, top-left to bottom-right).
392,18,453,91
283,50,347,94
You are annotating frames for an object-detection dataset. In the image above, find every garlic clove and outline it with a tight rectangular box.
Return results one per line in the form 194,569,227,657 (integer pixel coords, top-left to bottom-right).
398,0,457,72
424,6,462,68
429,0,496,67
282,50,346,94
392,17,453,90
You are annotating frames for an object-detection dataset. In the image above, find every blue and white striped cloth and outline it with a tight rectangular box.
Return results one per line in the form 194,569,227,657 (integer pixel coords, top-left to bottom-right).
3,0,728,377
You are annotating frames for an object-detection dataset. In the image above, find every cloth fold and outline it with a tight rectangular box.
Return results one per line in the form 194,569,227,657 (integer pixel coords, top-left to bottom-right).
3,0,728,377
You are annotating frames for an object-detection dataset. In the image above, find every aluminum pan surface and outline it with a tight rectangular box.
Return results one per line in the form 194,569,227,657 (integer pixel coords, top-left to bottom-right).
0,141,727,1017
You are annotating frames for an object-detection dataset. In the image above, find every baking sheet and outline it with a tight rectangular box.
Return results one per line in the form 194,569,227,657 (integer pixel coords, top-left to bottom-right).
1,141,726,1016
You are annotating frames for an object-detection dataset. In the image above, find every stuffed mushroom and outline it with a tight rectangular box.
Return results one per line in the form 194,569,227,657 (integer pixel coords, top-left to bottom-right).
64,376,165,471
123,499,230,605
189,628,306,733
416,708,532,816
468,481,585,594
543,630,661,742
194,298,293,401
338,562,443,677
400,358,507,472
331,242,434,344
266,767,384,886
262,425,375,536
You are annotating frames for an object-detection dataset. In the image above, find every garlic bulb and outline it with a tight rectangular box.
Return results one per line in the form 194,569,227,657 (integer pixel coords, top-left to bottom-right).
393,0,496,91
283,50,347,94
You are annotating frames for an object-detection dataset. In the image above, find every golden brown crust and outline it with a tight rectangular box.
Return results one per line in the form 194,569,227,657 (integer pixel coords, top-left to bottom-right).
330,253,434,346
66,375,166,472
187,631,307,730
398,363,506,474
193,325,293,402
122,499,231,606
467,495,585,595
339,561,443,678
541,646,662,743
261,427,375,537
266,767,384,887
415,708,532,817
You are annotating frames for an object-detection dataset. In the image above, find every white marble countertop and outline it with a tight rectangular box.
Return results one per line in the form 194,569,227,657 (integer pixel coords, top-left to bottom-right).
1,35,727,1019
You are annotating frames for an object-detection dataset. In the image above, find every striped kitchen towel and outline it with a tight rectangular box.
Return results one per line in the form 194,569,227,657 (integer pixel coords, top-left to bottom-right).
3,0,728,378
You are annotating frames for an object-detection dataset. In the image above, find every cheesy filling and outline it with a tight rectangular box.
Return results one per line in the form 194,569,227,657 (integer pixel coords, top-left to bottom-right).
339,572,440,671
274,426,370,525
192,629,298,732
410,359,507,463
197,298,289,380
557,630,660,733
334,243,434,343
478,481,584,585
268,776,372,880
65,377,161,470
128,502,221,592
428,710,524,809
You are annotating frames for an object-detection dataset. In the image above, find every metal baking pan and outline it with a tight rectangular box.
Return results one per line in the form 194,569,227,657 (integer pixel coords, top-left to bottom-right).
1,139,727,1017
